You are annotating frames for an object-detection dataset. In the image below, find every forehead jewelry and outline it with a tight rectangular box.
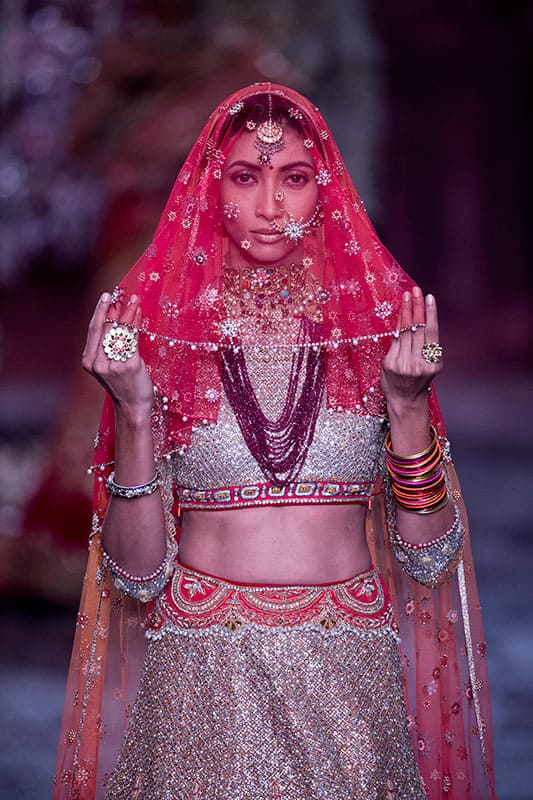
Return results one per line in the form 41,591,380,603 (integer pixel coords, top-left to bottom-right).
254,89,286,167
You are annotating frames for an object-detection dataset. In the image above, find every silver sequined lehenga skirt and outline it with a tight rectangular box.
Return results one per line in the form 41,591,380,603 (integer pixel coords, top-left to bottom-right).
105,563,424,800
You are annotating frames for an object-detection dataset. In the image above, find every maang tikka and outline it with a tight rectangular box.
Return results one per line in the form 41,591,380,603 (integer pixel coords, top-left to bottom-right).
254,89,286,167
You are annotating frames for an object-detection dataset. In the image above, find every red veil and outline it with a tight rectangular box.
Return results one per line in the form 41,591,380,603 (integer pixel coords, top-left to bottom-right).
54,84,496,799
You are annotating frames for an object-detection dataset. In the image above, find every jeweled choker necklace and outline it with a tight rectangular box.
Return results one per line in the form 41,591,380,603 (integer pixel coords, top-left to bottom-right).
223,262,329,337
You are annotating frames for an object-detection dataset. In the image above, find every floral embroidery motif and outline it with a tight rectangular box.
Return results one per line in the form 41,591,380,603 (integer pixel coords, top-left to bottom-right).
344,240,361,256
354,577,376,599
195,286,220,311
184,578,208,597
374,301,393,319
160,298,180,319
204,388,220,403
110,285,124,305
384,265,400,285
218,318,241,338
223,202,240,220
192,248,208,266
316,168,332,186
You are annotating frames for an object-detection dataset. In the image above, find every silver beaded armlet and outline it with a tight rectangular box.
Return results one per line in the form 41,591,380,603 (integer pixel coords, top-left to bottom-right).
106,471,161,499
103,538,177,602
392,505,464,589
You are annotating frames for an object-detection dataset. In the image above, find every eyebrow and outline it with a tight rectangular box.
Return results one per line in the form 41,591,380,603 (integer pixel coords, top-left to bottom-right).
226,160,261,171
279,161,315,172
225,159,315,172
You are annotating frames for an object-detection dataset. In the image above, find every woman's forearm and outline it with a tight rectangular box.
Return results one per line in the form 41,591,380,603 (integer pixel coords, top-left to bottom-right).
101,406,168,577
386,394,455,545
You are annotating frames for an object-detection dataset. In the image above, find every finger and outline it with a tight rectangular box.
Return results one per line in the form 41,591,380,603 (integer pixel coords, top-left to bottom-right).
82,292,111,370
397,290,413,362
411,286,426,356
119,294,141,327
424,294,440,344
400,291,413,330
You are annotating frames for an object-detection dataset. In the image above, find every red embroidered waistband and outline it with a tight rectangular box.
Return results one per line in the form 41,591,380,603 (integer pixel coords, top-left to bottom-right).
177,479,373,511
146,562,397,636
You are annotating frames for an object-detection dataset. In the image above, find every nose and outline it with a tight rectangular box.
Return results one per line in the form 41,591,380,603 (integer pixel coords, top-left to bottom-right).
255,180,283,222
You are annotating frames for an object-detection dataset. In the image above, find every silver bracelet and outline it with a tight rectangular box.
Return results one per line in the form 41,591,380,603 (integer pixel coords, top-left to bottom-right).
393,505,464,588
103,539,177,602
106,470,161,499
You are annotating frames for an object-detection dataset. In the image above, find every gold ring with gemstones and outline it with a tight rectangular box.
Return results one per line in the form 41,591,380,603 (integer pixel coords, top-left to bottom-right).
421,342,443,364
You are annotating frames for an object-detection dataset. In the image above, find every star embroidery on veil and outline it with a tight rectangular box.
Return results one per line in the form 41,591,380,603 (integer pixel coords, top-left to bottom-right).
218,318,241,338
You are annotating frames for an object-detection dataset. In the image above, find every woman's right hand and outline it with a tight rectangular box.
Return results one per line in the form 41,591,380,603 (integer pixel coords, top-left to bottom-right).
82,291,154,421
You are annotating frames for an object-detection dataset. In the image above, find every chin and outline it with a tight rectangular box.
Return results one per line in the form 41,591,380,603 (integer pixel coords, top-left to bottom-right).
244,245,302,267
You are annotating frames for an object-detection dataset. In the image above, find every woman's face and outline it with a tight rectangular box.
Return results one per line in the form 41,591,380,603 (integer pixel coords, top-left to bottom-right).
221,127,319,266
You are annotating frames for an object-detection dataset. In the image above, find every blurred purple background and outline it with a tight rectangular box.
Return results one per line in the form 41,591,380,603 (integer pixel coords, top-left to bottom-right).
0,2,531,797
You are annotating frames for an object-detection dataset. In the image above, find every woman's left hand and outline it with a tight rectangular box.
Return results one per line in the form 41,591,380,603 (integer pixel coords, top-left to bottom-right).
381,286,443,406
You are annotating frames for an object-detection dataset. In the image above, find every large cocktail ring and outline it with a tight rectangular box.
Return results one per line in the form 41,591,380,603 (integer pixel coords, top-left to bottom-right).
102,325,138,362
421,342,443,364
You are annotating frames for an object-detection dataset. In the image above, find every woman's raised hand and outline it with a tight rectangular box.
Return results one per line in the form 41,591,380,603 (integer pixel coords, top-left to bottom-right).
82,292,154,419
381,287,443,406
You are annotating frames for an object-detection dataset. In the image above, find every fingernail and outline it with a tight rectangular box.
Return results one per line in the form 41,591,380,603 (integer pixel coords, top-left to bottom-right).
413,286,421,297
128,294,139,305
403,291,410,302
101,292,110,302
426,294,435,305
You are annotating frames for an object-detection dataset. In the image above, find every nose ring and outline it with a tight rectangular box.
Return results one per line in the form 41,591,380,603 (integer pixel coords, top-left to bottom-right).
275,191,285,202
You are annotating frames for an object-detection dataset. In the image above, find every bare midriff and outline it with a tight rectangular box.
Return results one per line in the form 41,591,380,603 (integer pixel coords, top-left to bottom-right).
178,503,370,585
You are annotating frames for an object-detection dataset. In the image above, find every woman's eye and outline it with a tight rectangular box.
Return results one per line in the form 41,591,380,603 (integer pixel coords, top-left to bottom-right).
285,173,308,186
233,172,256,184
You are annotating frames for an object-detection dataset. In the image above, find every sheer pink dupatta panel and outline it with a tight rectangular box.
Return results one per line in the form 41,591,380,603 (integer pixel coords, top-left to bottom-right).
53,474,147,799
369,462,496,799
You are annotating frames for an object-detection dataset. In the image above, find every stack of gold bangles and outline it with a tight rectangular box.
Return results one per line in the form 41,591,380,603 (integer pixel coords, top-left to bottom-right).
385,427,448,514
